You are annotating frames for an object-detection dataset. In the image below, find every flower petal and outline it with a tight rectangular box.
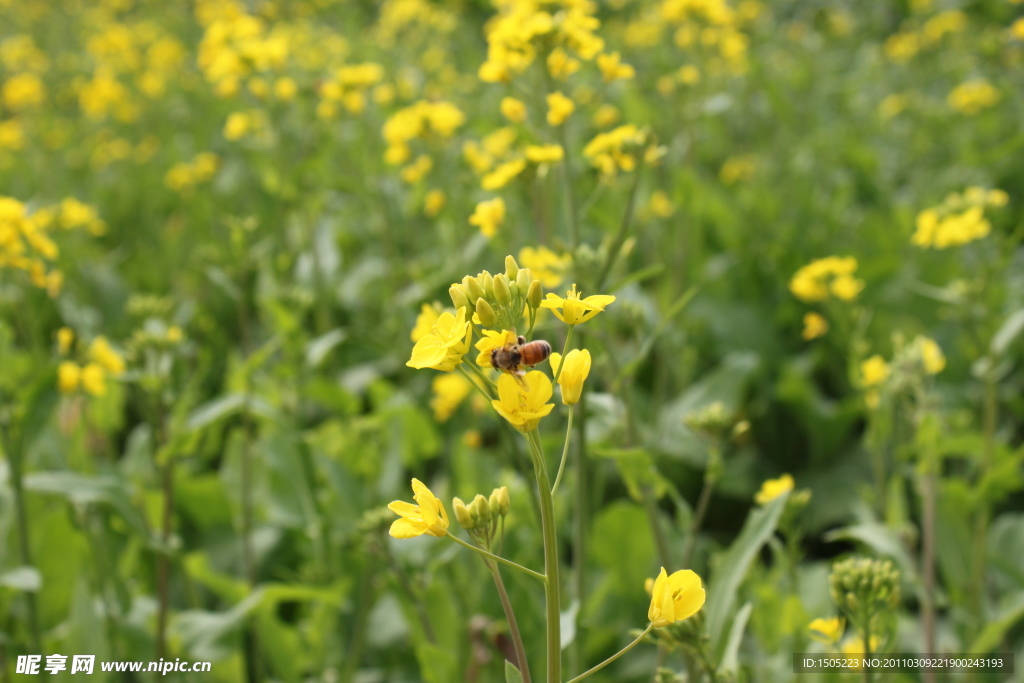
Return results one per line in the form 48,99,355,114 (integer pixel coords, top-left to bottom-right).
389,518,427,539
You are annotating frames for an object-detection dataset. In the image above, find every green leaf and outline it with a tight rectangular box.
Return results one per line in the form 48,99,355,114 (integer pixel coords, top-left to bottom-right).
969,590,1024,654
591,501,655,597
17,373,58,453
24,471,150,538
560,600,580,650
505,660,524,683
991,308,1024,356
305,328,347,367
187,393,277,432
706,493,787,656
718,601,753,674
0,566,42,592
415,643,458,683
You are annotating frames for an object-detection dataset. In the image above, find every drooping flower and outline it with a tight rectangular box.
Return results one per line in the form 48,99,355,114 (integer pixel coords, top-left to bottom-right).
407,307,472,371
647,567,706,628
541,284,615,325
388,478,450,538
550,349,591,404
491,371,554,432
754,474,794,505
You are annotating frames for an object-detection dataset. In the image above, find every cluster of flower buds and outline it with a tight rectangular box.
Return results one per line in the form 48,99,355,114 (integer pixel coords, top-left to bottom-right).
684,401,741,443
453,486,510,531
829,557,901,619
449,255,543,331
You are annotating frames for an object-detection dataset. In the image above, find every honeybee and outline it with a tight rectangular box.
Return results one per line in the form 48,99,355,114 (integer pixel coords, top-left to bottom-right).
490,334,552,381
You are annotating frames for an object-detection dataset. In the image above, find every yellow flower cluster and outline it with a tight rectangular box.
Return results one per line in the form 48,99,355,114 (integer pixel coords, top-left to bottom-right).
518,246,571,288
754,474,794,504
656,0,757,75
947,79,1000,115
164,153,219,192
582,124,646,176
884,10,967,63
912,187,1007,249
719,154,756,184
469,197,506,238
58,335,126,398
382,100,465,166
0,196,104,296
317,63,385,119
478,0,605,83
789,257,864,303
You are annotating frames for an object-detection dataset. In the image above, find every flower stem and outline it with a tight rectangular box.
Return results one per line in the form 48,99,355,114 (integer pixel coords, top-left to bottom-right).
464,361,499,392
487,561,532,683
527,430,562,683
446,533,545,581
551,408,574,496
552,325,575,386
459,365,496,403
565,624,654,683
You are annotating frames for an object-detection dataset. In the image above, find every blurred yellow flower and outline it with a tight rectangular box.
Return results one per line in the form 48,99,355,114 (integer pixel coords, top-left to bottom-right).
407,307,472,371
914,336,945,374
273,76,297,100
424,189,446,217
802,312,828,340
57,327,75,354
720,155,756,184
482,158,526,189
755,474,794,505
411,303,442,342
808,617,844,645
592,104,620,128
948,80,1000,115
597,52,635,81
583,124,644,175
1,73,45,111
518,246,570,288
789,257,862,303
546,92,575,126
550,349,591,404
224,111,251,140
469,197,506,238
58,361,81,394
81,363,107,397
541,284,616,325
431,372,472,422
648,567,706,627
648,190,675,218
861,355,890,387
678,64,701,84
89,336,125,375
388,478,450,538
491,371,555,432
400,155,433,184
524,144,564,164
500,96,527,123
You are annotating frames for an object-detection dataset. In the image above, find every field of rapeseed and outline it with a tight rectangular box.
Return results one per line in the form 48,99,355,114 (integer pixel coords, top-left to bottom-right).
1,0,1023,680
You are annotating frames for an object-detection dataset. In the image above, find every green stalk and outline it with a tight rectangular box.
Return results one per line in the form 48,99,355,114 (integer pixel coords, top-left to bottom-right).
527,430,562,683
550,408,573,497
565,624,654,683
0,423,42,653
552,325,575,386
488,561,532,683
447,533,546,581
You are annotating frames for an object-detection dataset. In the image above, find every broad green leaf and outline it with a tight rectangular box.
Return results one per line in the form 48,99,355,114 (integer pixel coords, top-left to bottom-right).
415,643,458,683
24,471,149,538
17,373,58,453
187,393,277,432
505,660,524,683
706,493,787,655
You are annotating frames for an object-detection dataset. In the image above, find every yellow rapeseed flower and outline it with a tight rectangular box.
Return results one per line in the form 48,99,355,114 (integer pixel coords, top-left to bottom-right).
861,355,890,387
482,158,526,190
58,361,81,394
424,189,446,217
81,363,107,397
476,329,518,368
524,144,564,164
89,336,125,375
491,371,555,432
648,567,706,628
914,336,945,374
430,372,472,422
546,92,575,126
500,96,527,123
519,246,570,288
541,284,616,325
802,312,829,340
755,474,794,505
549,349,591,404
789,257,862,303
57,327,75,354
411,303,442,342
388,478,450,538
224,111,251,140
407,307,472,371
808,617,844,645
469,197,506,238
596,52,635,81
948,79,1000,115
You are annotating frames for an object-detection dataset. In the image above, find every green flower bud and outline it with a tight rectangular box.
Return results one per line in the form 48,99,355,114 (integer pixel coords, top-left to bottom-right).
464,275,485,304
504,255,520,282
453,497,474,530
495,486,510,516
527,280,543,309
471,494,491,526
489,489,502,517
494,273,512,305
479,271,495,299
516,267,532,293
450,285,471,312
476,298,498,328
845,592,859,612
